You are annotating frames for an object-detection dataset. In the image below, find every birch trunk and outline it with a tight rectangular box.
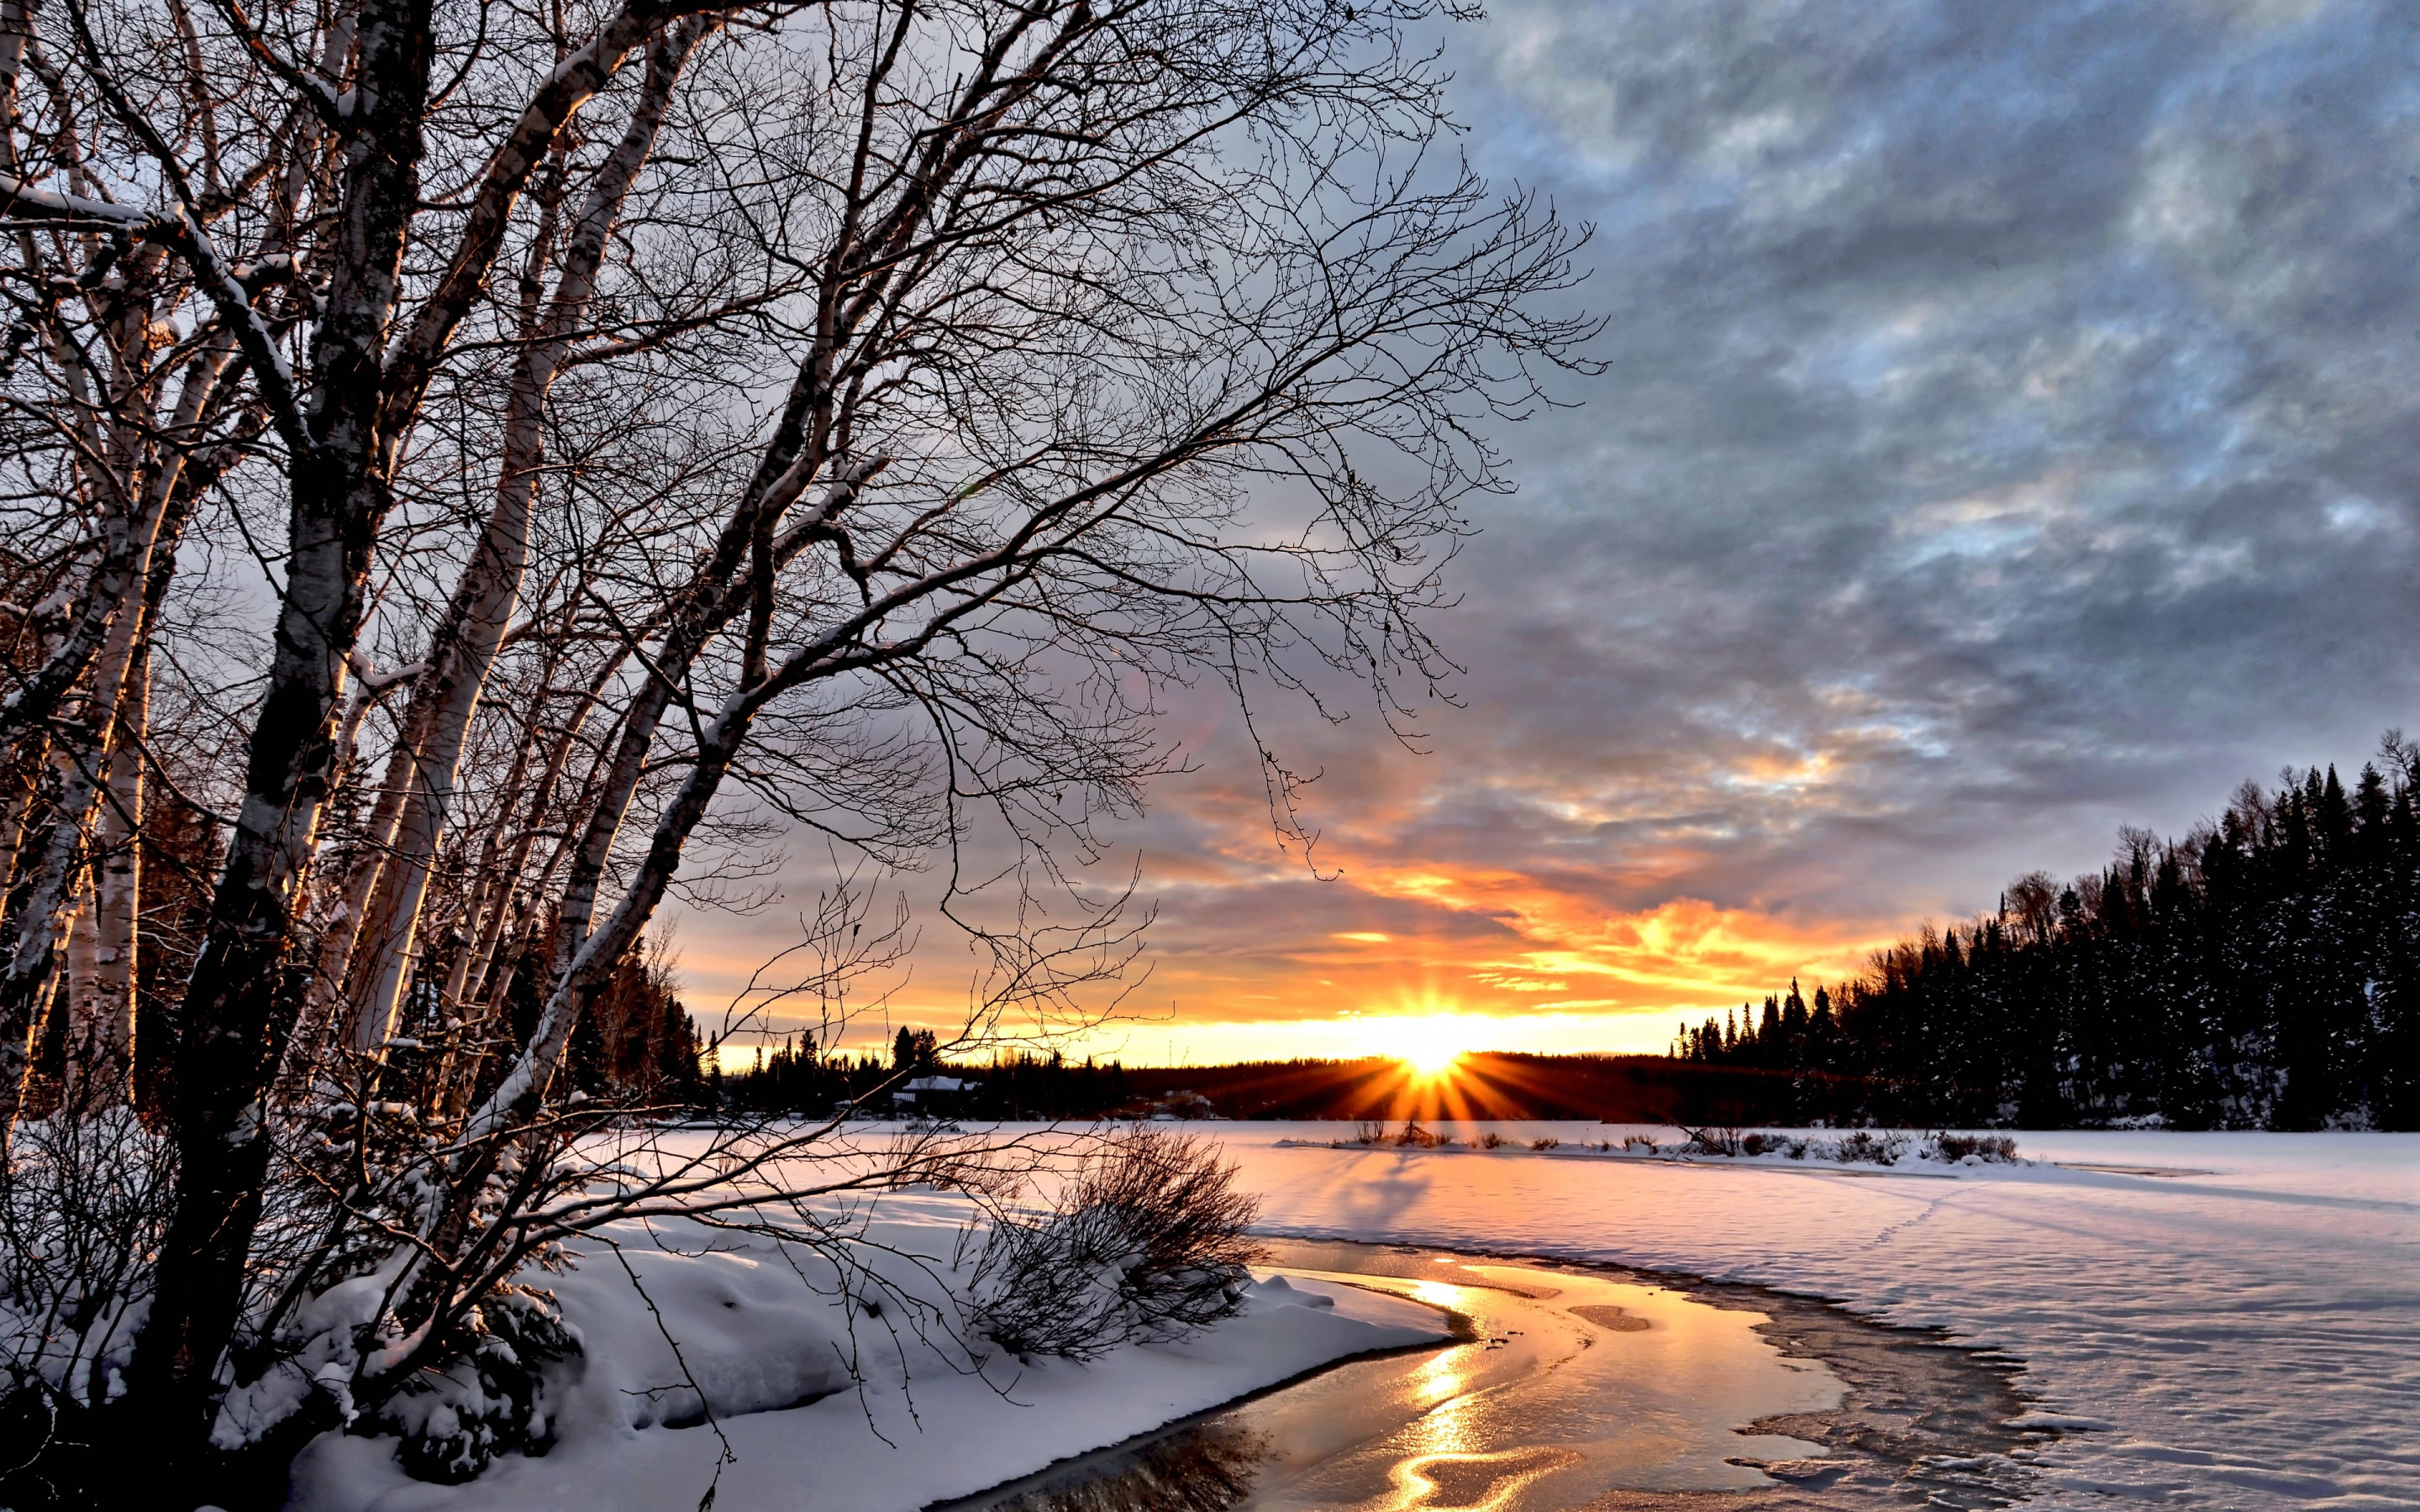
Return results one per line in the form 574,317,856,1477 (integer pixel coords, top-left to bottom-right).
126,0,444,1448
0,471,203,1121
3,738,89,1120
275,685,434,1099
0,323,226,1126
129,0,720,1455
342,24,701,1062
64,577,155,1112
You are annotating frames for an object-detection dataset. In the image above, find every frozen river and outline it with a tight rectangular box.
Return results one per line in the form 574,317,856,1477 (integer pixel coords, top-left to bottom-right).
950,1238,2035,1511
299,1126,2417,1512
1209,1126,2420,1509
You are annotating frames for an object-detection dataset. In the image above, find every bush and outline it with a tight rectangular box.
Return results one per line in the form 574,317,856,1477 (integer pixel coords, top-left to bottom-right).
1528,1137,1560,1151
1476,1131,1508,1149
0,1106,174,1476
1928,1132,2020,1163
1620,1134,1658,1153
970,1130,1260,1362
1663,1126,1939,1166
1834,1130,1910,1166
1681,1126,1745,1156
380,1288,581,1483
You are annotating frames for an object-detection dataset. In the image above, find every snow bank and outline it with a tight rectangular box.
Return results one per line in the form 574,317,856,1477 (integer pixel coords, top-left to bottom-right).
1215,1122,2420,1510
287,1189,1447,1512
287,1123,2411,1510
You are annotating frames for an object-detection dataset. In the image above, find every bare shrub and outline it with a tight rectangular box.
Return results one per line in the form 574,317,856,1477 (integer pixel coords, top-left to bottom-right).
1392,1121,1444,1149
1476,1131,1508,1149
1835,1131,1911,1166
1928,1133,2020,1163
0,1109,174,1427
1681,1126,1745,1157
1621,1134,1659,1154
1528,1137,1560,1151
1352,1121,1387,1146
970,1131,1260,1362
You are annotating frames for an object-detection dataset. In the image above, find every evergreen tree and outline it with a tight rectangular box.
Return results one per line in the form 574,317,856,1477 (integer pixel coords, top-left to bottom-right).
1672,733,2420,1130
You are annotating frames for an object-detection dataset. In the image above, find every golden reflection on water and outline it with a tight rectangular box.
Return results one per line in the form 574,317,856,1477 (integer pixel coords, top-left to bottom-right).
1402,1362,1476,1458
1406,1282,1470,1410
1372,1278,1587,1510
1385,1447,1583,1512
956,1257,1848,1512
1244,1263,1841,1512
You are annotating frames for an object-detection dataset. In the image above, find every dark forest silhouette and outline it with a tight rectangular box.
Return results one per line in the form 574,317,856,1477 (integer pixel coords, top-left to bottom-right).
1678,736,2420,1131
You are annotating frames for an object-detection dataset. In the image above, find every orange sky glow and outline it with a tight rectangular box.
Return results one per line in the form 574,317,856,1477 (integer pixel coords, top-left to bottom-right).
667,669,1935,1067
677,831,1899,1066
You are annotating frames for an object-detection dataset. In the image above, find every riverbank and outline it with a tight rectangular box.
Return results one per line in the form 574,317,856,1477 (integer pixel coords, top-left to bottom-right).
944,1239,2041,1512
285,1194,1447,1512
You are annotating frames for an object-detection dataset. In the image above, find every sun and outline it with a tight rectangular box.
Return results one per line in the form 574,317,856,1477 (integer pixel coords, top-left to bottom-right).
1390,1017,1470,1077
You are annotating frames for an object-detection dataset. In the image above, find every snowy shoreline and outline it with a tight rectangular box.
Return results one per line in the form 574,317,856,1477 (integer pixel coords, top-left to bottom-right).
286,1191,1449,1512
919,1295,1473,1512
286,1125,2416,1510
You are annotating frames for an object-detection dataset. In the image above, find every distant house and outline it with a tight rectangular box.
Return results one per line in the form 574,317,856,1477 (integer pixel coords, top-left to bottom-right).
892,1074,975,1115
1128,1089,1218,1121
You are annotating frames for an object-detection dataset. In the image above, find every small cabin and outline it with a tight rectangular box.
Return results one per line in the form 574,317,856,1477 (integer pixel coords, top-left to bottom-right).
891,1074,975,1115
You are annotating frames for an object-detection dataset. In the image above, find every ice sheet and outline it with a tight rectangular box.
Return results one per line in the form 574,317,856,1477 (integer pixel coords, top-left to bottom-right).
1217,1124,2420,1509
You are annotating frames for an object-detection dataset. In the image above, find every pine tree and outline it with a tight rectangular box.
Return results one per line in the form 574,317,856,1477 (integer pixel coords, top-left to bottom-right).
1670,734,2420,1130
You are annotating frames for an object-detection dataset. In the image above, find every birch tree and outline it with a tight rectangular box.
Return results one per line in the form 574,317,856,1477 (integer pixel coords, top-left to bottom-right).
0,0,1593,1499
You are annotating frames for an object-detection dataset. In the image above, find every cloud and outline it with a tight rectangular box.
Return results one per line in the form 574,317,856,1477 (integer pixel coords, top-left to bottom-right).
675,0,2420,1061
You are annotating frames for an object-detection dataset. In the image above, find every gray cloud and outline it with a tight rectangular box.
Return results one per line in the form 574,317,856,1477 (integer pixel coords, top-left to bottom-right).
1353,0,2420,909
682,0,2420,1045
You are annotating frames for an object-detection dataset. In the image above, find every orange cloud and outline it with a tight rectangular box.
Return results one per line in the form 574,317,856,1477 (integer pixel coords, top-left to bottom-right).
666,694,1915,1063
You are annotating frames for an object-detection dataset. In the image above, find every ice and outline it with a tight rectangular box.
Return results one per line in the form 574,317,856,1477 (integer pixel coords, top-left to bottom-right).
1216,1124,2420,1510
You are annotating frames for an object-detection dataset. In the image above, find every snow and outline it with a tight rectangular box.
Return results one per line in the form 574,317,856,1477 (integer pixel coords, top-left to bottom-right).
286,1125,2415,1510
1216,1123,2420,1510
287,1189,1447,1512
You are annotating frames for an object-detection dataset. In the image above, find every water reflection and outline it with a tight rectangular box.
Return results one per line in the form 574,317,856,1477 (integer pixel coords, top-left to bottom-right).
1248,1260,1841,1512
948,1250,1844,1512
973,1422,1271,1512
1387,1446,1581,1512
946,1242,2038,1512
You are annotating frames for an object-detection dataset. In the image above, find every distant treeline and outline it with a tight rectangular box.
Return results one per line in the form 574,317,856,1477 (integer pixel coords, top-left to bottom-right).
1678,737,2420,1131
716,1043,1812,1125
718,1031,1139,1119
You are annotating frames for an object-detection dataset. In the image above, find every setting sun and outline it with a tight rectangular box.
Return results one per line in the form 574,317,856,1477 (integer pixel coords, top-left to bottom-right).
1385,1016,1477,1076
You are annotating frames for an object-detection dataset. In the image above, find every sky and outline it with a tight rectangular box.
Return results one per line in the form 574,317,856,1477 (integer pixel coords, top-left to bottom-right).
683,0,2420,1064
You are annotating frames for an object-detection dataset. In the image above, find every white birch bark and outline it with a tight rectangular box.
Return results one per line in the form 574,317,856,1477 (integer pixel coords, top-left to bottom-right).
2,342,224,1122
64,606,150,1110
342,22,705,1060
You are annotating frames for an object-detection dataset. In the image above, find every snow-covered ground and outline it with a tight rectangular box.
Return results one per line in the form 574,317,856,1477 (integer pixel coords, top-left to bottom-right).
1221,1124,2420,1509
289,1125,2415,1510
289,1188,1447,1512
